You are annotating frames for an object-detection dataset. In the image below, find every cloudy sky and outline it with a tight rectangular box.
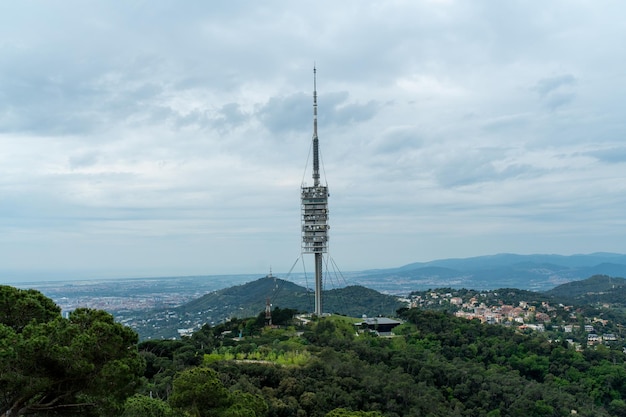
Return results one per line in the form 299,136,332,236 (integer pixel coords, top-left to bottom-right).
1,1,625,282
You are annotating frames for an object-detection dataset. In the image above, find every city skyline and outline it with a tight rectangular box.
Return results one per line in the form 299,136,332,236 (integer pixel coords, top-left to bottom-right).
2,1,626,282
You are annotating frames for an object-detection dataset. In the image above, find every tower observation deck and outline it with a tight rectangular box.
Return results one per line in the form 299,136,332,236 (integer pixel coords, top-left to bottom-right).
301,67,328,316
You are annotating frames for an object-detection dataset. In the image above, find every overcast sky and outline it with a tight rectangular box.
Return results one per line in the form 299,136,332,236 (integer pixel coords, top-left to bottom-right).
2,1,625,282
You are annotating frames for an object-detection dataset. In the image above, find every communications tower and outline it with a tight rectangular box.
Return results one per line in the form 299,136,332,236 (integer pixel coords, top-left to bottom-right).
301,67,329,316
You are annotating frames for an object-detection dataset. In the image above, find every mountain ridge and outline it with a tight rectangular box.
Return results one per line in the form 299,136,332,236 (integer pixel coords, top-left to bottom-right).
353,253,626,292
392,252,626,271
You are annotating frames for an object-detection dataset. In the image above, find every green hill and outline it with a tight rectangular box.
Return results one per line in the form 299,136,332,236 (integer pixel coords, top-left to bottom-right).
128,276,406,339
545,274,626,304
179,275,309,320
178,275,404,320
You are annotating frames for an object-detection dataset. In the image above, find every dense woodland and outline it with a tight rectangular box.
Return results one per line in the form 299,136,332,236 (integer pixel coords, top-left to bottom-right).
5,283,626,416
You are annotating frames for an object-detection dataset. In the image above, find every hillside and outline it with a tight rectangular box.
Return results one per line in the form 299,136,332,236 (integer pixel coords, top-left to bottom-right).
546,274,626,305
180,275,307,317
180,275,404,319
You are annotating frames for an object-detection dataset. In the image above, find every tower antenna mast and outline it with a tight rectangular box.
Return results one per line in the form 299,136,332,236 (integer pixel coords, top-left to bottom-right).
313,66,320,186
301,66,329,316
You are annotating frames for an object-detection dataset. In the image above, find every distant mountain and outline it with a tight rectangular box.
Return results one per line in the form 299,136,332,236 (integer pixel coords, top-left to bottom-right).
353,253,626,293
395,253,626,271
545,274,626,304
178,275,404,322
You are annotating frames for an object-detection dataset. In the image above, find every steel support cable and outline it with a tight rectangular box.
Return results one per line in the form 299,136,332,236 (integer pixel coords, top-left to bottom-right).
269,256,301,306
300,254,314,313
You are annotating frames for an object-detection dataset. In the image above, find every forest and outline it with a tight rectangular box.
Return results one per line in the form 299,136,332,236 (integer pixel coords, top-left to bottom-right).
4,284,626,416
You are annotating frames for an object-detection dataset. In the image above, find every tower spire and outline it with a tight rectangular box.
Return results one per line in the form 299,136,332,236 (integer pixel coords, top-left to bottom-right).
312,66,320,186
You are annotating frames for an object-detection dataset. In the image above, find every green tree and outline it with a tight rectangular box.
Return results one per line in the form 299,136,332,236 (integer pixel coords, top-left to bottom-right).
0,289,144,417
0,285,61,331
169,367,231,416
325,408,383,417
169,367,267,417
225,392,268,417
123,394,178,417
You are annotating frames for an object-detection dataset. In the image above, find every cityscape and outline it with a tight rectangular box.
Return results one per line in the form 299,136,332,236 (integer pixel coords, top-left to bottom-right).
411,288,625,351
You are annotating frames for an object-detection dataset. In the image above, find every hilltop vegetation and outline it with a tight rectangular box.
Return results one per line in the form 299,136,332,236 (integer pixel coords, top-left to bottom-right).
135,308,626,416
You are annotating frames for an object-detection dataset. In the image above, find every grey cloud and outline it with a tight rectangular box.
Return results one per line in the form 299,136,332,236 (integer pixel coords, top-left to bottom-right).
533,74,577,111
482,114,530,133
257,92,311,134
320,91,349,110
174,109,209,129
544,91,576,111
321,91,380,126
497,163,535,181
433,149,532,188
257,90,382,136
213,103,250,131
328,99,380,126
436,161,498,188
0,74,100,134
0,62,169,135
586,147,626,164
374,127,423,155
534,75,576,97
68,152,100,169
146,105,178,126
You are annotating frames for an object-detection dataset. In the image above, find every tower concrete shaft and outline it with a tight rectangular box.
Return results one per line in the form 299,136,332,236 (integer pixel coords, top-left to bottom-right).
315,252,323,315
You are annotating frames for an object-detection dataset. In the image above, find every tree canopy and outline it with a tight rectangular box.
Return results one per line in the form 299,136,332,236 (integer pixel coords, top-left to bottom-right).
0,285,61,332
138,308,626,416
169,367,267,417
0,286,144,417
